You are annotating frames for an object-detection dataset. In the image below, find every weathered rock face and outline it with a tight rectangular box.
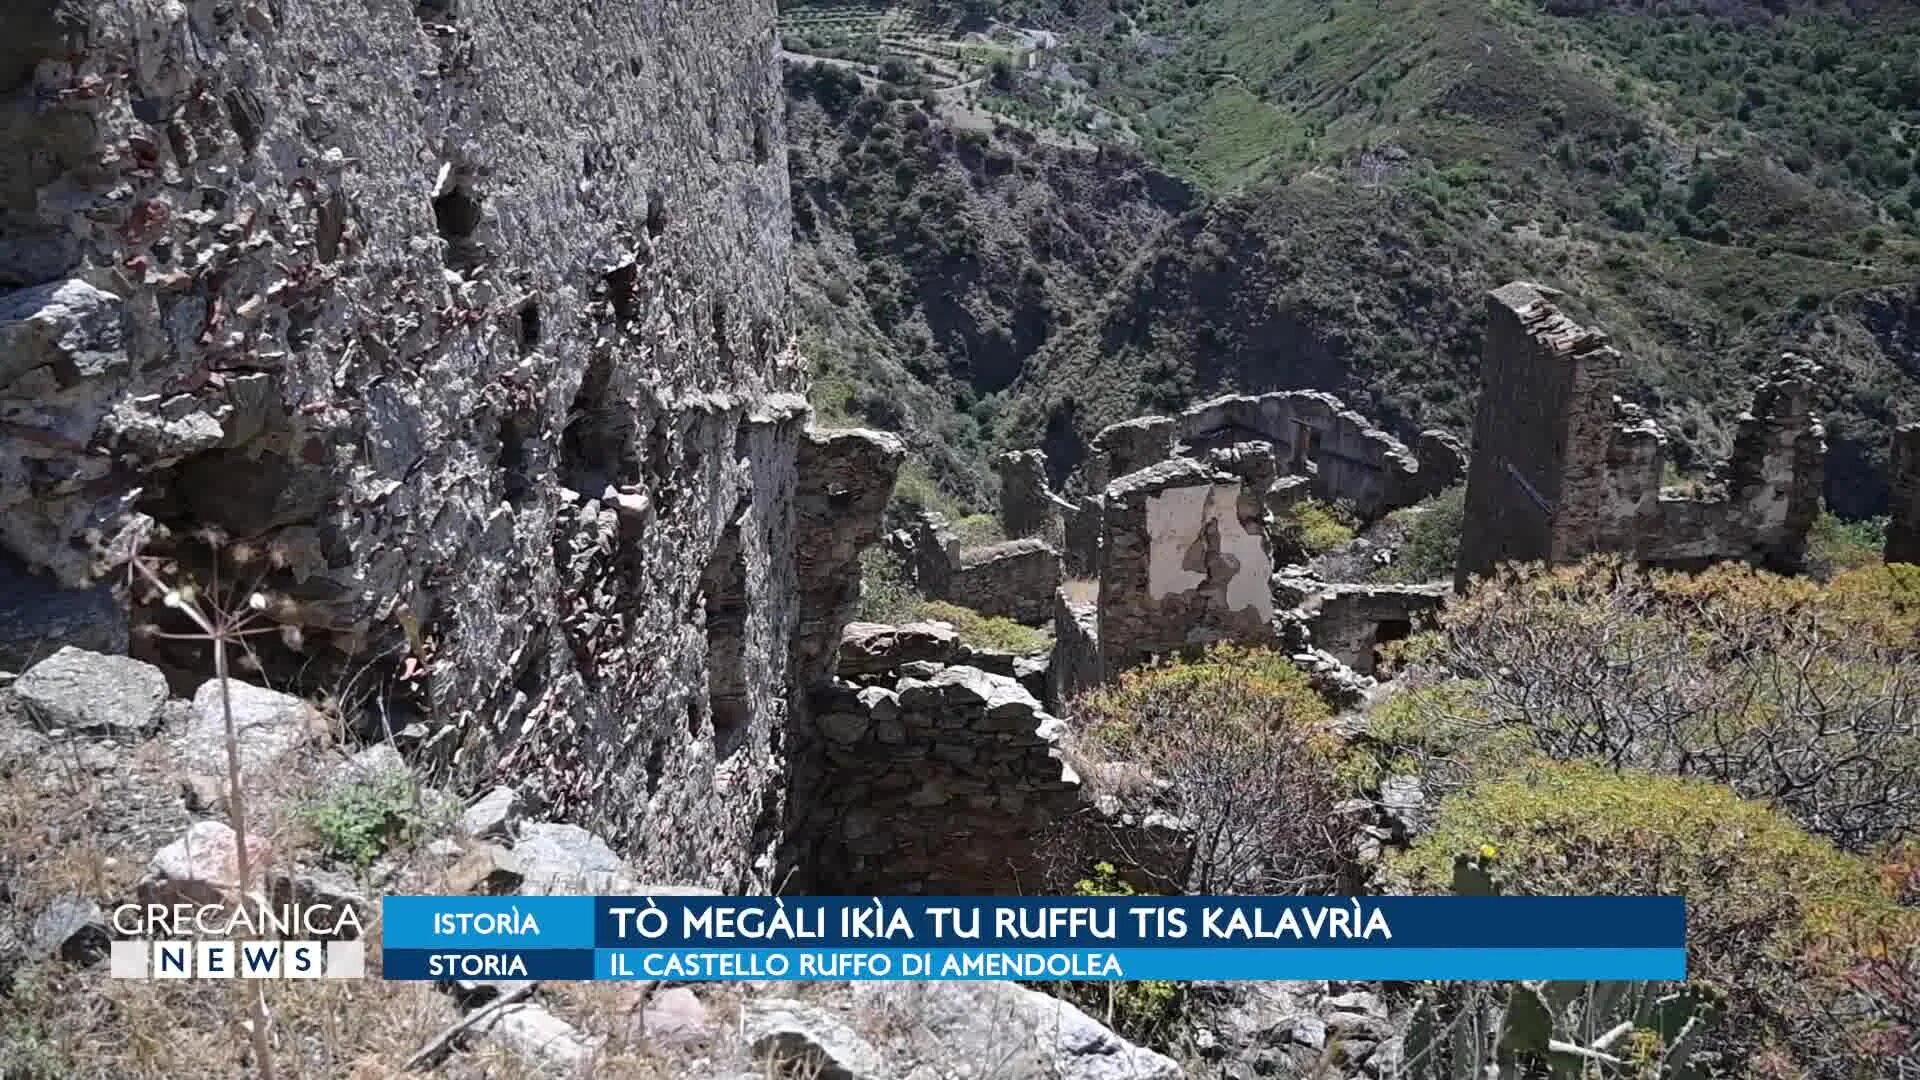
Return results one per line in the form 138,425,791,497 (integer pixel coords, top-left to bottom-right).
2,0,806,892
1098,458,1278,676
1458,283,1826,586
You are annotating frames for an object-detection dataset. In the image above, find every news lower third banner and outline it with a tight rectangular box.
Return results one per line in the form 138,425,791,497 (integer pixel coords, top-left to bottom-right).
380,896,1686,982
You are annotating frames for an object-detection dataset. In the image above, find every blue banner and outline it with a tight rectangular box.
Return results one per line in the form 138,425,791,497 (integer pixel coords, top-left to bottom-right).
378,896,1686,981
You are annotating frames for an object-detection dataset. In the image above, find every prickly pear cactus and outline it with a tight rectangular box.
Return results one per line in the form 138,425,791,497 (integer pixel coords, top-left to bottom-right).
1397,854,1719,1078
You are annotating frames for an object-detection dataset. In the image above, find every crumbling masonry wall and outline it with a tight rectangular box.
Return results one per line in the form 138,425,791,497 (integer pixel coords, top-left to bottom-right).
1457,283,1825,587
1,0,801,892
788,624,1082,894
1179,391,1446,519
1097,458,1279,676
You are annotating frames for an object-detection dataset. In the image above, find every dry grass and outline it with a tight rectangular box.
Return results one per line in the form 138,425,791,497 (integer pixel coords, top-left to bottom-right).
0,685,833,1080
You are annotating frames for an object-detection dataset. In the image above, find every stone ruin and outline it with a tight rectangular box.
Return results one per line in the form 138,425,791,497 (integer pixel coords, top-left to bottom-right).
993,388,1464,693
1456,282,1826,587
888,510,1062,626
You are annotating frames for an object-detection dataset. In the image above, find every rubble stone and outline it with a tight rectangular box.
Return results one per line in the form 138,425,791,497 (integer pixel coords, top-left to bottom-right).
15,647,168,736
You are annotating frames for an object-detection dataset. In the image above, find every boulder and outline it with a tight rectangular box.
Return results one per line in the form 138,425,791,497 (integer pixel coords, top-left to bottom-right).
178,677,322,777
743,997,886,1080
850,982,1182,1080
473,1002,599,1071
513,822,632,894
642,986,713,1045
15,647,168,736
1379,774,1428,840
28,897,110,965
445,843,526,896
140,821,273,906
327,743,406,787
460,784,526,840
928,665,1039,721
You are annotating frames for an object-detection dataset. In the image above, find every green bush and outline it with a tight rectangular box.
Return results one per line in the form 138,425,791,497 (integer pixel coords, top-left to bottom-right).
914,599,1050,654
1806,509,1888,578
1068,646,1354,894
1383,557,1920,849
300,767,423,868
857,547,922,624
1386,761,1908,1072
1280,498,1357,555
1055,862,1184,1045
1381,485,1464,582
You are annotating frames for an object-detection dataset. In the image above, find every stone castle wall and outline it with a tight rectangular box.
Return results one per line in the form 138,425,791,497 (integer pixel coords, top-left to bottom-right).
1,0,809,892
1097,458,1279,675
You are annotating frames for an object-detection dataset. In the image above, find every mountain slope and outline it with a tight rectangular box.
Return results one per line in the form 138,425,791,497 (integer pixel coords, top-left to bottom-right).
787,0,1920,514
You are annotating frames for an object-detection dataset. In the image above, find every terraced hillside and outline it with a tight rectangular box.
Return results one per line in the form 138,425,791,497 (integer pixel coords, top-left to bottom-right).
790,0,1920,515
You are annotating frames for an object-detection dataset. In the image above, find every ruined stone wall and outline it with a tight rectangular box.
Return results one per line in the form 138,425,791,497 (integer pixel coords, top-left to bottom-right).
1455,283,1622,587
1272,578,1446,676
1084,415,1175,495
2,0,803,892
1178,392,1435,519
1050,587,1101,712
946,538,1061,625
1097,458,1278,676
993,448,1075,542
789,627,1082,894
1457,284,1825,585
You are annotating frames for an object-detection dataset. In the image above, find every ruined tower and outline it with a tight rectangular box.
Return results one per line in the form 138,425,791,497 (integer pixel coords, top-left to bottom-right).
1455,283,1626,589
1458,283,1826,588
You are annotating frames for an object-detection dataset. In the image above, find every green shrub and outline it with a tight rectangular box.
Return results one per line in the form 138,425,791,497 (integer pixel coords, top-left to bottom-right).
857,547,922,624
949,513,1005,549
1386,557,1920,849
1386,761,1909,1072
914,599,1049,655
1055,862,1184,1044
1806,509,1888,578
1281,498,1357,554
1068,646,1353,894
1382,485,1464,582
300,767,423,868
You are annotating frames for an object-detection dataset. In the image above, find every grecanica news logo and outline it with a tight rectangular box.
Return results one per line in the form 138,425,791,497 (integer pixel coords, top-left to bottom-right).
107,901,367,980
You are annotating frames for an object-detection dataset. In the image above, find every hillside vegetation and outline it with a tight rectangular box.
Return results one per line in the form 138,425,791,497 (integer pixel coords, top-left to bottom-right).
786,0,1920,513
